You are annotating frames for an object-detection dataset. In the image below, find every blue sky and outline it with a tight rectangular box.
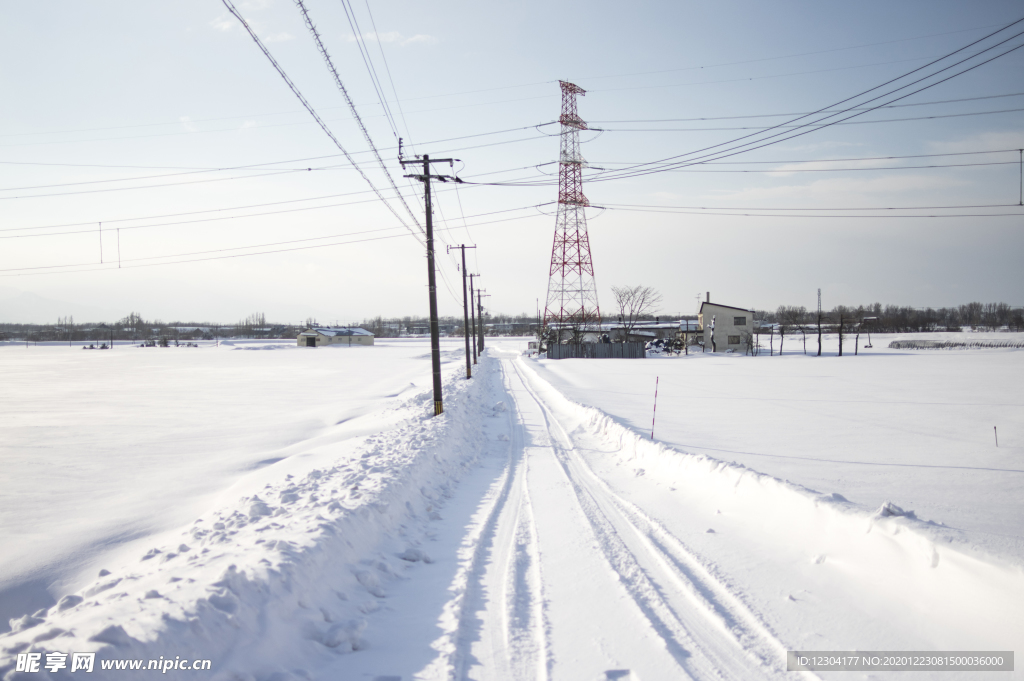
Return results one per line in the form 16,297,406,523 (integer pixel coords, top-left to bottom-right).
1,0,1022,323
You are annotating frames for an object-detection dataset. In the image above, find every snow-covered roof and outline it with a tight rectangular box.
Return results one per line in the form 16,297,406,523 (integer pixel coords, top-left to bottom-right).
300,327,374,337
699,302,752,314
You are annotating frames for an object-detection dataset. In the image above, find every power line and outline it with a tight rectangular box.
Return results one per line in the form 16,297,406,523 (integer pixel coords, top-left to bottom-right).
0,163,551,235
0,130,555,201
0,122,553,173
361,0,416,154
220,0,421,243
602,160,1020,174
0,209,549,277
575,21,1014,82
0,164,342,193
587,19,1024,183
5,200,1019,278
594,148,1023,165
589,91,1024,123
0,194,394,240
599,106,1024,132
601,205,1024,219
0,194,547,242
601,200,1024,212
337,0,401,140
609,201,1023,210
0,167,327,201
294,0,422,233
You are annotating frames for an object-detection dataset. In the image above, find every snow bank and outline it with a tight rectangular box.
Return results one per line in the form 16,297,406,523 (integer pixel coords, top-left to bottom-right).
515,357,1024,654
0,355,498,681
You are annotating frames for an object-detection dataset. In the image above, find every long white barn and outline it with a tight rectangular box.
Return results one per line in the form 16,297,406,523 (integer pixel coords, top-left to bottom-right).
296,327,374,347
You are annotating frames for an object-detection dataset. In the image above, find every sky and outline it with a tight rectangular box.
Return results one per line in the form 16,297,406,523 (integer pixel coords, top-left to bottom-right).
1,0,1022,325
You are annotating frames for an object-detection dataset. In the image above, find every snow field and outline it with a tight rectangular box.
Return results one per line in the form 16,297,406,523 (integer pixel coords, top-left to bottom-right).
529,335,1024,562
510,343,1024,678
3,337,1022,680
0,341,496,679
0,339,466,629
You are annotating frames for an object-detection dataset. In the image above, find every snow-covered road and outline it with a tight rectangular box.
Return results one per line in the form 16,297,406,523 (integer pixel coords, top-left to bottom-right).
459,354,790,680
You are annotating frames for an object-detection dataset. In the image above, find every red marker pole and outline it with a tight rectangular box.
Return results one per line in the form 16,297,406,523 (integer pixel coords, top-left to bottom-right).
651,376,659,441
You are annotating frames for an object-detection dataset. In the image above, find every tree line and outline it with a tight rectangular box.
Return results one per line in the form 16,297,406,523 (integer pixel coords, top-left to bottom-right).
758,302,1024,333
4,301,1021,344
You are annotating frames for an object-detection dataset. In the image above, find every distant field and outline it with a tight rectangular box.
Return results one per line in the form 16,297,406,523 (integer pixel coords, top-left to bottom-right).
524,332,1024,564
0,338,468,630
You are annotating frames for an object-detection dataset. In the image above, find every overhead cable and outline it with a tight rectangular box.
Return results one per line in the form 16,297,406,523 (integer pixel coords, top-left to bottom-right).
586,19,1024,183
219,0,421,244
337,0,401,139
0,211,547,277
294,0,422,232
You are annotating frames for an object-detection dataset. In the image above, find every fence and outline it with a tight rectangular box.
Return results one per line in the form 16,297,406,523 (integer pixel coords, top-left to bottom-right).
546,342,647,359
888,340,1024,350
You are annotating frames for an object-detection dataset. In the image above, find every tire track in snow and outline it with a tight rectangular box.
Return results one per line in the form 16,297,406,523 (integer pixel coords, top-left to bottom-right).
420,360,549,681
510,357,809,681
495,361,550,681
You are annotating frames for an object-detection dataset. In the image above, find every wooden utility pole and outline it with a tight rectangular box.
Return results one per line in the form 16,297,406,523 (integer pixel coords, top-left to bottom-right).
448,244,476,379
401,153,459,416
468,274,479,364
816,288,822,357
478,291,491,351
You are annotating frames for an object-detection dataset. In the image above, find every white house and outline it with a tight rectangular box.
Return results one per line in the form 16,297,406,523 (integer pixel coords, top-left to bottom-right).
698,302,753,352
297,327,374,347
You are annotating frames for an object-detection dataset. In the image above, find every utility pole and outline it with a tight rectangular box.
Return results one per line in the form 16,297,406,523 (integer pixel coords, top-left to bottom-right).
817,288,823,357
401,153,461,416
468,274,479,364
448,244,476,379
478,291,491,352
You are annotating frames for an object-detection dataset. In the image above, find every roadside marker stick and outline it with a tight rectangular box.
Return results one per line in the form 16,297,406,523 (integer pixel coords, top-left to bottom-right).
651,374,659,438
995,426,999,447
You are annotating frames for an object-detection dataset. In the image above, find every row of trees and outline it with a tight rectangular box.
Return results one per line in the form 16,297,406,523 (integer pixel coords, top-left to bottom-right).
5,299,1021,344
760,302,1024,333
2,312,298,343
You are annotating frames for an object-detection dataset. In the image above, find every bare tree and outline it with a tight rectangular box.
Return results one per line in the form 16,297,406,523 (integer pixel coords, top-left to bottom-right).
778,306,807,355
564,308,602,346
834,305,852,357
611,285,662,342
817,307,822,357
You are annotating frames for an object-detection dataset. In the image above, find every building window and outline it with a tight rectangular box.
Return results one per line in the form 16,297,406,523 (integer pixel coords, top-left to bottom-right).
734,317,747,325
728,335,741,344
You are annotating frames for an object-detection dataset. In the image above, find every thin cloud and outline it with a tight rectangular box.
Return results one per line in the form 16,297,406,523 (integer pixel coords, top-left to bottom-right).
401,34,438,46
209,14,236,32
926,130,1024,154
767,158,899,177
714,174,968,204
347,31,438,46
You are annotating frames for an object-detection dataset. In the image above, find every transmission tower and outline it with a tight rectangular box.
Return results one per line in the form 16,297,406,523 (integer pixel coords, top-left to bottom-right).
543,81,601,336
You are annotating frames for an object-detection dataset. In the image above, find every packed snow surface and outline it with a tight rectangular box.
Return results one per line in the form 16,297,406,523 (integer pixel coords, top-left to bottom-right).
1,337,1021,680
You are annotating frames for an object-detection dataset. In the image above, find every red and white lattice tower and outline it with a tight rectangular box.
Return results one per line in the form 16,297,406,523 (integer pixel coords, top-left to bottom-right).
543,80,601,333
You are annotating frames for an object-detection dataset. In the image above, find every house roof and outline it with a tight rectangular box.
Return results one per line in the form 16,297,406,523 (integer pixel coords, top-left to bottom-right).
699,302,752,314
299,327,374,337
